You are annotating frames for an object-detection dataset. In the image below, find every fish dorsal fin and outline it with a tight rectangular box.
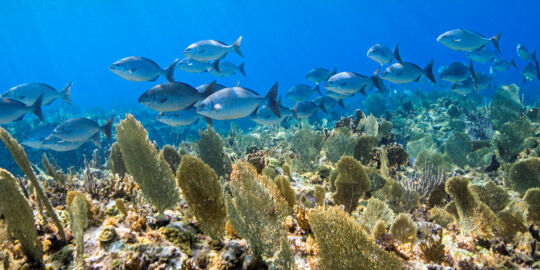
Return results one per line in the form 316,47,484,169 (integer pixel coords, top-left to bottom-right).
393,43,402,63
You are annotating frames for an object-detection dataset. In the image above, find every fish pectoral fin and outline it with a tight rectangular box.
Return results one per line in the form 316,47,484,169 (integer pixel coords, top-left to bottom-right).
159,97,168,103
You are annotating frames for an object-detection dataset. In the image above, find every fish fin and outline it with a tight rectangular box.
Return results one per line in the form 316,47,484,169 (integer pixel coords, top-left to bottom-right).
314,84,321,95
164,58,178,82
469,60,479,90
393,43,402,63
532,49,538,64
102,114,114,140
277,95,282,105
204,117,212,126
266,82,280,118
201,80,216,97
318,101,327,114
331,66,337,76
90,133,101,149
491,32,502,54
31,94,44,121
359,85,367,96
292,104,299,121
212,59,221,73
371,68,387,93
338,99,345,108
14,115,25,121
511,59,518,70
233,36,243,57
238,62,246,76
61,82,72,105
424,59,436,84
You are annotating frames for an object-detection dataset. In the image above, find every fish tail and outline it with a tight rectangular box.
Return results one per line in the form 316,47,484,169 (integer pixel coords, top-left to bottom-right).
238,62,246,76
102,114,114,140
314,84,321,95
31,94,44,121
203,117,213,126
338,99,345,108
164,58,179,82
266,82,280,118
393,43,402,63
424,59,436,84
511,59,518,70
469,60,479,90
233,36,243,57
371,67,387,93
292,103,299,121
61,82,72,105
491,32,501,54
201,81,216,97
90,133,101,149
331,66,337,76
318,100,327,114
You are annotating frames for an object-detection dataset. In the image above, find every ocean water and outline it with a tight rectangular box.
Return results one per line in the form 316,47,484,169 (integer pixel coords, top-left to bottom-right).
1,1,540,269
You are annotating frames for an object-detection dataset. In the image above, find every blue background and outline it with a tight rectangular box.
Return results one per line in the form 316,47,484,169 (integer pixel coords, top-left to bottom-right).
0,0,538,109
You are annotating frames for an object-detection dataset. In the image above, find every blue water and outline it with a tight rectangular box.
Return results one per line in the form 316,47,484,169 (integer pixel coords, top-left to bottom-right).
1,0,539,110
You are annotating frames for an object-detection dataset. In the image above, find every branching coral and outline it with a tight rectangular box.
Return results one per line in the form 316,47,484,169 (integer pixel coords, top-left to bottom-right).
197,125,226,177
445,177,496,237
332,156,370,212
176,155,227,240
116,114,180,214
397,162,447,201
0,169,42,264
224,161,292,268
308,206,402,270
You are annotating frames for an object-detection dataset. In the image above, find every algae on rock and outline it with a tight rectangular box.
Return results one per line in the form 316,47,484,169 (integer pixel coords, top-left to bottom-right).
332,156,370,213
224,161,292,268
0,169,42,264
308,206,402,270
176,155,227,240
197,125,226,177
115,114,180,214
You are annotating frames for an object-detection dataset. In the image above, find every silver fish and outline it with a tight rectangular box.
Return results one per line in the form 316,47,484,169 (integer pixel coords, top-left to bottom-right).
0,95,43,124
138,81,215,112
305,67,337,84
440,61,475,83
292,100,326,120
286,84,321,101
517,43,537,62
466,47,496,63
51,115,113,142
1,82,72,106
42,134,100,152
475,72,492,90
251,104,293,125
491,58,518,73
313,95,344,111
109,56,177,82
451,77,475,96
208,60,245,77
325,70,385,96
367,43,396,65
177,58,213,73
522,62,538,82
196,82,226,93
156,107,208,126
184,36,243,62
196,83,279,120
21,126,55,149
381,46,436,84
437,29,501,53
325,91,352,100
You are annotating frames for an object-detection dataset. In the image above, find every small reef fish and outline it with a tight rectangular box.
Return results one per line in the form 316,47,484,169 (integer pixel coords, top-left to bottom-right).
292,100,327,120
1,82,72,106
451,76,476,96
177,58,214,73
20,126,55,149
138,81,215,112
156,107,209,126
196,83,280,120
42,134,100,152
440,61,476,84
491,57,518,73
184,36,243,62
305,67,337,85
381,46,435,84
0,95,43,124
109,56,177,82
516,43,537,62
208,60,246,77
466,47,497,63
251,104,293,125
51,115,113,142
286,84,321,101
437,29,501,53
325,70,386,96
474,72,492,90
367,43,396,65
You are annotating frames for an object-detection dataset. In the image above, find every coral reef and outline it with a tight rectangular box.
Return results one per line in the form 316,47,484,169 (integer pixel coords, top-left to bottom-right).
308,206,402,270
291,129,324,170
322,127,356,163
176,155,227,240
68,192,88,270
505,157,540,195
360,198,395,231
523,188,540,226
443,131,472,167
390,213,417,243
332,156,370,212
109,142,127,177
353,135,378,165
197,125,226,177
275,175,297,209
115,114,180,214
160,145,181,174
